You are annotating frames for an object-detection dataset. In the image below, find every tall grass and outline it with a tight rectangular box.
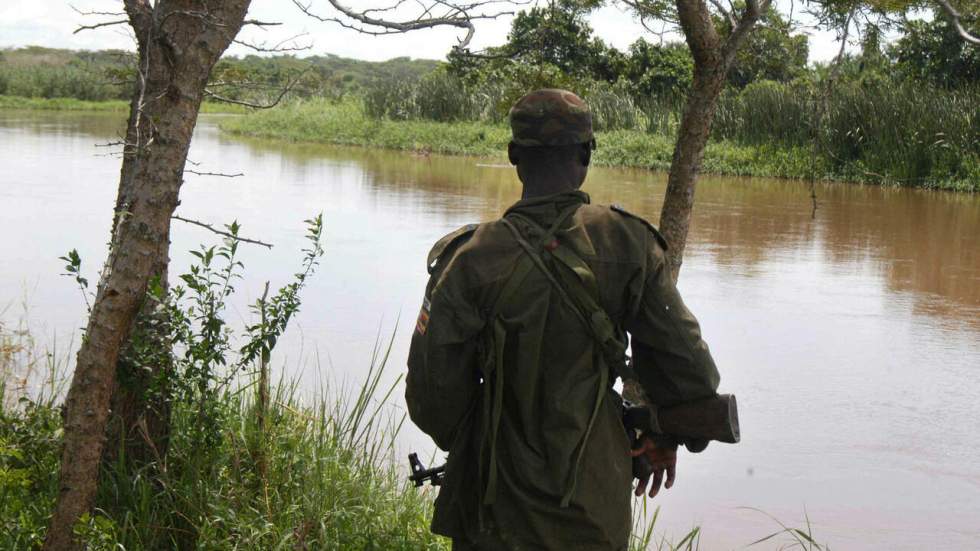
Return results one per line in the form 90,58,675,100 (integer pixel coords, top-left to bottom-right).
1,333,448,550
221,100,837,183
356,70,979,191
363,72,647,131
222,99,512,156
1,324,730,550
631,501,701,551
0,64,126,102
714,79,980,187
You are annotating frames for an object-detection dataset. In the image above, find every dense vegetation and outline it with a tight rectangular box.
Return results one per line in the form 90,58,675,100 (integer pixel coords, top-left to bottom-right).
0,221,447,550
0,374,445,549
355,3,979,190
223,99,841,183
0,46,439,104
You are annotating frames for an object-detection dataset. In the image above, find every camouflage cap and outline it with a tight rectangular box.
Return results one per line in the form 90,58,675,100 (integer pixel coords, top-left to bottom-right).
509,89,593,147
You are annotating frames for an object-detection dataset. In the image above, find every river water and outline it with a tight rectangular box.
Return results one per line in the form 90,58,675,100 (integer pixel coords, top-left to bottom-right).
2,111,978,550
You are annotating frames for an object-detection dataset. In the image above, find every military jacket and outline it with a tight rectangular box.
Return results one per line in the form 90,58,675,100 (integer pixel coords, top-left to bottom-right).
406,191,720,550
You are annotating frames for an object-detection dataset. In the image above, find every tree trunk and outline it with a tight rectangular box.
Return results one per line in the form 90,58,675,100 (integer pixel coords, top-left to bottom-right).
44,2,250,548
658,0,765,280
104,291,173,467
658,62,727,280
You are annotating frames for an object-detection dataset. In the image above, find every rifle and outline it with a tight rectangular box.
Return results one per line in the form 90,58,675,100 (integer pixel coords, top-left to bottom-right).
408,452,444,487
408,394,740,486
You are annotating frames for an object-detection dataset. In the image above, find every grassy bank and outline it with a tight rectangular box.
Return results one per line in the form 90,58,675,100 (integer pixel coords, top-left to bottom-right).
1,365,447,549
0,95,248,114
221,99,977,192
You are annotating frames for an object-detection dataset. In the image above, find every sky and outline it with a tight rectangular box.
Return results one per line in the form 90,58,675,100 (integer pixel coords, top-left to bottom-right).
0,0,855,64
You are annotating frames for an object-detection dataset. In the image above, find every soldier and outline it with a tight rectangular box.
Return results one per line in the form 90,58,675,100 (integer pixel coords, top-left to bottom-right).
406,89,720,550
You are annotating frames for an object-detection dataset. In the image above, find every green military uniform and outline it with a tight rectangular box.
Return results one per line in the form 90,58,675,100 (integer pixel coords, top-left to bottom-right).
406,90,719,551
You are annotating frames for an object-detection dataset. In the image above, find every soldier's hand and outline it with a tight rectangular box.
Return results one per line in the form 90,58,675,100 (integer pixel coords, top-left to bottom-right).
629,436,677,498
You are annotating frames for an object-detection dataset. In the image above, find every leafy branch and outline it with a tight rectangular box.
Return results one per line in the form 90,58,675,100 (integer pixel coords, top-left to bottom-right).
59,249,92,313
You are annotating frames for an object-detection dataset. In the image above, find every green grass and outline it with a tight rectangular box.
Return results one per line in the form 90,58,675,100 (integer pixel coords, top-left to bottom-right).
221,99,977,192
1,351,448,549
221,99,511,156
0,95,248,114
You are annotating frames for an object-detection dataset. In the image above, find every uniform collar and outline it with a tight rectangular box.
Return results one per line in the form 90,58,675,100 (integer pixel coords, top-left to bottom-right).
504,190,591,218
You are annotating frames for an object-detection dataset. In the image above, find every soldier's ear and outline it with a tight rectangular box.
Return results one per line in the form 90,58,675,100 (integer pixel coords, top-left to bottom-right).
580,141,593,167
508,142,519,166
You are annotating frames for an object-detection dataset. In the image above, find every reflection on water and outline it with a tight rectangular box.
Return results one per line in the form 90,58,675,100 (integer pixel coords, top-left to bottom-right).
2,111,978,550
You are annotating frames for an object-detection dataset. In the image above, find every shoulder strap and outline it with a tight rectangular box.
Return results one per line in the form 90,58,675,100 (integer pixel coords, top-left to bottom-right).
611,204,669,251
427,223,479,275
493,205,630,507
504,208,629,375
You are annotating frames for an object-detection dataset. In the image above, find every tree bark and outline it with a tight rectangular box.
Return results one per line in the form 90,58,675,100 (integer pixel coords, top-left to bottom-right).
658,0,766,280
658,62,727,280
44,2,251,548
104,293,173,467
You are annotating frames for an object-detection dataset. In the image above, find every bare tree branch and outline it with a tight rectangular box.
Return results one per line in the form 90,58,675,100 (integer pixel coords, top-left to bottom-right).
184,169,245,177
234,32,313,52
204,69,307,109
203,90,283,109
204,84,291,109
832,7,855,74
723,0,772,59
172,215,274,248
293,0,526,49
74,18,129,34
242,19,284,26
708,0,736,26
935,0,980,45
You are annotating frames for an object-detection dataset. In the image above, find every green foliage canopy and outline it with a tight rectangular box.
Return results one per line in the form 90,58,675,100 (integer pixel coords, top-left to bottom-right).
892,17,980,88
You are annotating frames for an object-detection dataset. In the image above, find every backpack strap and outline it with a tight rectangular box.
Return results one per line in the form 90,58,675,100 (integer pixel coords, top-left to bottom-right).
495,204,629,507
477,252,534,508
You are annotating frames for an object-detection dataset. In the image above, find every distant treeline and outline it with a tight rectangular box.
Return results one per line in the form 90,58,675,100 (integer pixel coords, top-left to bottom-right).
0,46,440,104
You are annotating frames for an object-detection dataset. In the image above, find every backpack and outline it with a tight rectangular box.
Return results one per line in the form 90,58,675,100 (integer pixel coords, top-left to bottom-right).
478,203,632,508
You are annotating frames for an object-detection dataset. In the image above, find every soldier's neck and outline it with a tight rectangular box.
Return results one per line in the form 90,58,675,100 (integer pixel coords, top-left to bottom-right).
521,180,582,199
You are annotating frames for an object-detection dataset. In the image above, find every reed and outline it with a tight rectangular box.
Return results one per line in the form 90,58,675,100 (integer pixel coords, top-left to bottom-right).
713,79,980,188
0,64,125,102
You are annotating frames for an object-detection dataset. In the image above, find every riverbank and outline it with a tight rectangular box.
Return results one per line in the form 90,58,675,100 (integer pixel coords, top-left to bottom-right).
0,338,447,549
0,95,248,114
220,99,978,192
1,391,448,550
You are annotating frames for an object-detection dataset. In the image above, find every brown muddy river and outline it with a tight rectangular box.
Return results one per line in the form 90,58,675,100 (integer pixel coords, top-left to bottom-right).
2,111,978,550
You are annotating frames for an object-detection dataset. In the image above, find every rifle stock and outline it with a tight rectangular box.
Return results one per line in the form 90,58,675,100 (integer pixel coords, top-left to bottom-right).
659,393,740,444
623,393,740,448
